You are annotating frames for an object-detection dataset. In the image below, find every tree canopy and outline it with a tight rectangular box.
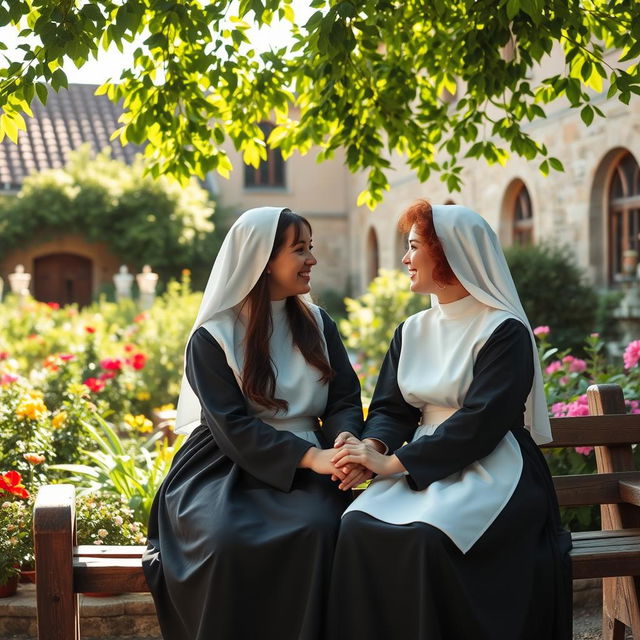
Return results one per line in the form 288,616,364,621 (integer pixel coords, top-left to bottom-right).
0,0,639,207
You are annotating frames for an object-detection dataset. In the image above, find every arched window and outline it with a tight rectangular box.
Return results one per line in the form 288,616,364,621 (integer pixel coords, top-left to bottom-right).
513,184,533,246
244,122,285,189
609,152,640,279
366,227,380,283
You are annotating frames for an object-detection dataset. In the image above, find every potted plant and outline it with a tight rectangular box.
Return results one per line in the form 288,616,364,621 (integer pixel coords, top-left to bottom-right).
0,471,33,597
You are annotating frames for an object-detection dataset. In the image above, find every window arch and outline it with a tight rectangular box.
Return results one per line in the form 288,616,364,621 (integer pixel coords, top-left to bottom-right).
244,122,286,189
366,227,380,283
512,183,533,246
609,152,640,279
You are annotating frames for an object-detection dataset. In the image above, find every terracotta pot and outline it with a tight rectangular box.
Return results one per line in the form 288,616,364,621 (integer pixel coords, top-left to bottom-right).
19,568,36,584
0,575,19,598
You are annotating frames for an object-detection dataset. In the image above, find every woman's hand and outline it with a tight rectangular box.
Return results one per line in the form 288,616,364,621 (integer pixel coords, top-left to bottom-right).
331,440,406,478
299,447,346,479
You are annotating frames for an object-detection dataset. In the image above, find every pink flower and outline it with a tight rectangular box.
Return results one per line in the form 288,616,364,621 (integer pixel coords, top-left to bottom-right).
551,402,568,418
59,353,75,362
0,351,8,360
565,395,589,417
83,377,106,393
575,446,594,456
533,326,550,338
624,340,640,369
0,373,19,386
590,333,599,338
545,361,562,375
98,371,116,381
564,356,586,373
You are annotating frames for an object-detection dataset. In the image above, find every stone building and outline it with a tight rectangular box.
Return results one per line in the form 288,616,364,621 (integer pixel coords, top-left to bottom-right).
1,66,639,304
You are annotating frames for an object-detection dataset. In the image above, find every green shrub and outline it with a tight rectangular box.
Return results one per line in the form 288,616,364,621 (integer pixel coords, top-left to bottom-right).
339,269,426,396
504,242,599,351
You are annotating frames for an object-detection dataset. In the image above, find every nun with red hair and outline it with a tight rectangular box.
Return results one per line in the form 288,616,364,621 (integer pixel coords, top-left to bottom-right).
328,201,572,639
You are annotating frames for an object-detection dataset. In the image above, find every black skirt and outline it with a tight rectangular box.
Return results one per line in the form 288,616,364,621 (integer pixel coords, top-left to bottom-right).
326,429,573,640
143,425,352,640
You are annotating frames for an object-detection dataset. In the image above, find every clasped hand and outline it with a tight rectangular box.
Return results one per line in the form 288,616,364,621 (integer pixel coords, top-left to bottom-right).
329,433,404,491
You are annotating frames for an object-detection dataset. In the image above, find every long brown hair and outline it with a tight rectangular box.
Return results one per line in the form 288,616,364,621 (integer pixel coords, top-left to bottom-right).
242,210,334,412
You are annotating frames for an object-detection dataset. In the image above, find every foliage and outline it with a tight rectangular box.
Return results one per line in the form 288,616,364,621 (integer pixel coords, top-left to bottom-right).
1,2,639,206
339,269,426,396
504,242,600,351
0,147,218,287
0,473,32,584
51,414,185,525
76,493,146,546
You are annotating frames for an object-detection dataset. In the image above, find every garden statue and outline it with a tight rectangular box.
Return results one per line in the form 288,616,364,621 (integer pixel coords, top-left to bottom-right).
137,265,158,310
8,265,31,304
114,265,134,301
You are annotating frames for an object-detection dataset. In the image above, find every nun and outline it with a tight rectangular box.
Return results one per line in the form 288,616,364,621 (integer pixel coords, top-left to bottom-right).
328,201,572,640
143,207,364,640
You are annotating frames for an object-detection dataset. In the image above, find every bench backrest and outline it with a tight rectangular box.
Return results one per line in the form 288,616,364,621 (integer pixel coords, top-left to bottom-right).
542,384,640,529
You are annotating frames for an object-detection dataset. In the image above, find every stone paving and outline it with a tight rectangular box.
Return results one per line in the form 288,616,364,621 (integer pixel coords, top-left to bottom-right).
0,580,634,639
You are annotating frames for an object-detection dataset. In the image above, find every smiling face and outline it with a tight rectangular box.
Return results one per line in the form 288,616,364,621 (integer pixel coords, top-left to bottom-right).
402,225,438,295
267,222,317,300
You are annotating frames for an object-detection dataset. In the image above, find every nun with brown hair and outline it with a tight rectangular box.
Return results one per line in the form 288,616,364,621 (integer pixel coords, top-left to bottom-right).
328,201,572,640
143,207,364,640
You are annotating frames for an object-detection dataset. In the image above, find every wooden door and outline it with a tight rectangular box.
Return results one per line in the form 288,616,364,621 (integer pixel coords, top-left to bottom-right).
33,253,93,307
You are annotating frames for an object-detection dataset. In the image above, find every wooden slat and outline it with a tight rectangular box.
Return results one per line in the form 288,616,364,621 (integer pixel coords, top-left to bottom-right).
553,472,640,507
544,414,640,448
73,558,148,593
572,528,640,542
570,533,640,579
620,480,640,507
74,545,147,558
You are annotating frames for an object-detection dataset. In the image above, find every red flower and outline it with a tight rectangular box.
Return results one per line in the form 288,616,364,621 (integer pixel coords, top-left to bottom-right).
43,356,60,371
130,352,147,370
123,343,136,353
83,377,106,393
0,470,30,499
46,302,60,310
85,326,96,334
98,371,116,381
100,358,123,371
133,313,148,324
0,351,8,360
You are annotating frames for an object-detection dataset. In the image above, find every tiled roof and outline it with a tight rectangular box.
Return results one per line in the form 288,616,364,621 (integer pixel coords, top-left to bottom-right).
0,84,142,191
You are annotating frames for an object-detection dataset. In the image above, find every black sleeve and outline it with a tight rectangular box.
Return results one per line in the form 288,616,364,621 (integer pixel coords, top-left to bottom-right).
185,327,314,492
396,318,533,491
361,324,422,451
318,309,364,442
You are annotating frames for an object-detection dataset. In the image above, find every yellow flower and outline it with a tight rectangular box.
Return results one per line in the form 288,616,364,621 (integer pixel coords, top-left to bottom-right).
16,392,48,421
67,383,88,398
136,391,151,401
52,411,68,429
124,413,153,434
362,405,369,420
153,403,175,412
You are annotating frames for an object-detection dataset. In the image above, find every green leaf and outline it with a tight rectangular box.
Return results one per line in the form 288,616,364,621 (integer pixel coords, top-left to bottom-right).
506,0,520,20
539,159,549,176
580,104,594,126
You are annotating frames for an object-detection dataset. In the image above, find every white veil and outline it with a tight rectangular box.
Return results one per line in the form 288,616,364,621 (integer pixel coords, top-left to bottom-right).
432,205,552,444
174,206,287,435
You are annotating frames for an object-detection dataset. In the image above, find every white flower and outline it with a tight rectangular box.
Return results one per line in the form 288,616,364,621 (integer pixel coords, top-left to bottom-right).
113,516,123,526
97,529,108,538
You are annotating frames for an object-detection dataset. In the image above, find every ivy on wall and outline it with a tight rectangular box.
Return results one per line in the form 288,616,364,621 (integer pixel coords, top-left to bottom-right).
0,146,220,288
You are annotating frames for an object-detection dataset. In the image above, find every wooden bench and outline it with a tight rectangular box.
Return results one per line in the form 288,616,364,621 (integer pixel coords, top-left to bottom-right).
34,383,640,640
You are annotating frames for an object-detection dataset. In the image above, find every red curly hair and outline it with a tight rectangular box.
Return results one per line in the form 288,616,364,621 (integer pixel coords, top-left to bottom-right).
397,199,457,286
